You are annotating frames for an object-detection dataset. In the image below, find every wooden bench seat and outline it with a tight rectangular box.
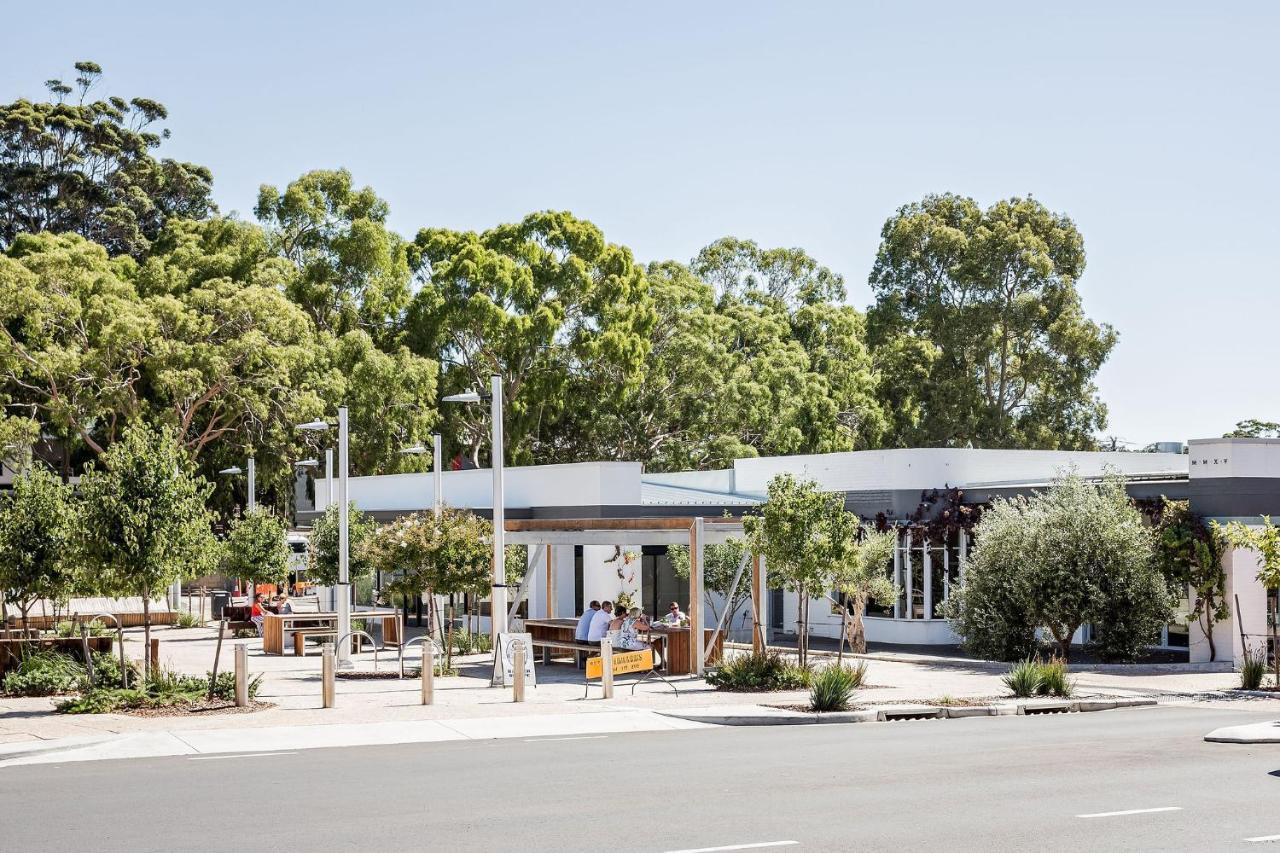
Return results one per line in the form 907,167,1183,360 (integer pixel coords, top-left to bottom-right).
294,628,338,656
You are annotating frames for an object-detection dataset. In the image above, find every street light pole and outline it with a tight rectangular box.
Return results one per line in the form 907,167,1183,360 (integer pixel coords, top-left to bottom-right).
325,446,335,509
247,456,256,512
336,406,351,668
433,433,443,520
490,375,507,641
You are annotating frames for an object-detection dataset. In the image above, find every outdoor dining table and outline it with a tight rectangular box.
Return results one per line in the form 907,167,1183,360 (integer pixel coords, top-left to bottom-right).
523,617,722,676
262,608,402,655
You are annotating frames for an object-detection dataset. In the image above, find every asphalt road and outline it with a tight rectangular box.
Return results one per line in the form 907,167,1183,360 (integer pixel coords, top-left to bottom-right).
5,704,1280,852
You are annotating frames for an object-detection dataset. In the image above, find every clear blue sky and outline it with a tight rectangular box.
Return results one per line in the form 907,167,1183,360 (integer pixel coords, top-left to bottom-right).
6,2,1276,447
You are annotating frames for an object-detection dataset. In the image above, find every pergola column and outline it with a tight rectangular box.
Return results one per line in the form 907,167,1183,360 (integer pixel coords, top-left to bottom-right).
691,517,705,676
544,544,554,618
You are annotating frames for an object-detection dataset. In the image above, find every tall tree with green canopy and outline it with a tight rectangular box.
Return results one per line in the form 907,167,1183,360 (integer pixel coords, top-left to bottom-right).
0,62,214,257
255,169,413,342
73,423,218,670
867,194,1116,449
0,464,75,631
1225,420,1280,438
222,507,291,590
692,237,845,305
407,210,654,466
743,473,849,665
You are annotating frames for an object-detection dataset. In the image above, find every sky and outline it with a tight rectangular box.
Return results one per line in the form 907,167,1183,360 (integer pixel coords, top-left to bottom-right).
4,1,1277,447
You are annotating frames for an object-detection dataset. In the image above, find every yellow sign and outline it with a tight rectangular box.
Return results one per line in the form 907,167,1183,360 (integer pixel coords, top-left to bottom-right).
586,648,654,680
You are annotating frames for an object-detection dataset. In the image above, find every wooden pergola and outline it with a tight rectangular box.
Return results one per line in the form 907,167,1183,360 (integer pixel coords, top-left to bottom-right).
503,517,764,675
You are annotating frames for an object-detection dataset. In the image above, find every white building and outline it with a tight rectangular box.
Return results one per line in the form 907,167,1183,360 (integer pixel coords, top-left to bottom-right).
297,439,1280,665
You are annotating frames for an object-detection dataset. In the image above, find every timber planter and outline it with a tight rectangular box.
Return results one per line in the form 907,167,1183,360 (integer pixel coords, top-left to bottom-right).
0,636,115,676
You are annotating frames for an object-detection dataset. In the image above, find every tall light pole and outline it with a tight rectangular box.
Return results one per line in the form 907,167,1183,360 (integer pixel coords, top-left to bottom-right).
443,375,506,640
399,432,444,519
297,410,352,668
218,456,257,512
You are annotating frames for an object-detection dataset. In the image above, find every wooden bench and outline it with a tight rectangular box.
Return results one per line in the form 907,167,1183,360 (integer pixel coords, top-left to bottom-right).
528,636,601,668
292,628,370,656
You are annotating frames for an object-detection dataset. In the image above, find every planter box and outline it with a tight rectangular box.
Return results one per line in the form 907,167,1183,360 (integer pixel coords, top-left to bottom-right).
0,636,115,676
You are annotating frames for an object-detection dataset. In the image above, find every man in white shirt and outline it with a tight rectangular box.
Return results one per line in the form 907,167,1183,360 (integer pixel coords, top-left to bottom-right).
587,600,614,642
574,601,600,641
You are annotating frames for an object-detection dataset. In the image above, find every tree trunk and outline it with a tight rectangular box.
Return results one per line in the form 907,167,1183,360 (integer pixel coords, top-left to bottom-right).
837,605,848,665
142,593,152,677
850,593,868,655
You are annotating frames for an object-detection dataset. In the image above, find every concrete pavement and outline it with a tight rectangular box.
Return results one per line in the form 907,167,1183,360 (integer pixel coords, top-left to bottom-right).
4,704,1280,852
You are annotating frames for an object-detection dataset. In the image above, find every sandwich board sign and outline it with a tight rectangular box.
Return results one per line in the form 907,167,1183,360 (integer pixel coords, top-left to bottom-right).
586,648,654,680
492,632,537,687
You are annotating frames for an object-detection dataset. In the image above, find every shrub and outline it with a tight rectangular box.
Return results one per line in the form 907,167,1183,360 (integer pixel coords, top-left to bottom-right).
175,611,202,629
56,665,261,714
88,650,139,688
452,631,492,656
1036,657,1075,697
207,670,263,700
54,620,109,638
809,662,867,712
1002,659,1043,697
706,650,811,692
1003,657,1075,698
1241,651,1268,690
1,651,84,695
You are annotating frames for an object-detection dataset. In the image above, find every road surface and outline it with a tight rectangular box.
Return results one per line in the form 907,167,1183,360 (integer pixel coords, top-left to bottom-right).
5,704,1279,852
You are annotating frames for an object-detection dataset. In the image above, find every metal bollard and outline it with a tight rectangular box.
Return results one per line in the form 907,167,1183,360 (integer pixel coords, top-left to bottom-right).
421,642,434,706
234,643,248,707
321,642,336,708
600,637,614,699
513,640,526,703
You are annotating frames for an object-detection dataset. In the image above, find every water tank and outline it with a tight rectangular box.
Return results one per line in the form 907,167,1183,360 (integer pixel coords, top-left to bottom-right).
1152,441,1185,454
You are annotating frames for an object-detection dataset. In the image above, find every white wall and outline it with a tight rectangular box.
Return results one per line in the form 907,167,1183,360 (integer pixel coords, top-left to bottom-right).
581,545,641,610
319,461,644,513
733,448,1187,497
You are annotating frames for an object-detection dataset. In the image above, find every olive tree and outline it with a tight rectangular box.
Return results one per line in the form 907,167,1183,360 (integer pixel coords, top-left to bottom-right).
946,473,1171,662
668,538,751,636
74,424,218,671
832,526,897,656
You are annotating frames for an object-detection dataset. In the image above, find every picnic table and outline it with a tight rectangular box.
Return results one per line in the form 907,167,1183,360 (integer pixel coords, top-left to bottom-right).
262,608,402,655
524,618,722,675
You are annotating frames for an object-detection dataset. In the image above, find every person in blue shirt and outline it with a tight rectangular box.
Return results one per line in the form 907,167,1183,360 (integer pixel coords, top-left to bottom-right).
574,601,601,641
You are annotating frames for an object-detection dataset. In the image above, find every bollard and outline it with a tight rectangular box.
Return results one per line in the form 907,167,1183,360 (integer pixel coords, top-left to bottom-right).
80,624,95,688
321,642,336,708
421,642,434,705
600,636,614,699
513,640,526,703
234,643,248,707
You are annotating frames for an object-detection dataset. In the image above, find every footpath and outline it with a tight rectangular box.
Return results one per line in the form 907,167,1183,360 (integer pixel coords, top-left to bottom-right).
1,625,1275,764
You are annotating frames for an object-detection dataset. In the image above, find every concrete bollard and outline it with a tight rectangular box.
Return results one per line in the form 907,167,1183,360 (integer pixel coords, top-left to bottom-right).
513,640,526,703
321,642,336,708
600,637,614,699
421,642,434,706
234,643,248,707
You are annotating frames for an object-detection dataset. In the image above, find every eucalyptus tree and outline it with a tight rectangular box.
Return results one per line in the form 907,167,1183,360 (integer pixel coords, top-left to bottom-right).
407,210,655,467
867,194,1116,449
0,62,214,257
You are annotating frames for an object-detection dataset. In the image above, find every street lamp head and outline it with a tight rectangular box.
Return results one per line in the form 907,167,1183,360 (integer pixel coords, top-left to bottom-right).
295,419,331,432
400,445,427,455
218,466,243,475
442,390,483,404
294,459,320,468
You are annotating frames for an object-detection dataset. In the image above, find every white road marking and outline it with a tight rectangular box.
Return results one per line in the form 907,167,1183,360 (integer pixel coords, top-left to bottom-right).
1076,807,1182,819
1244,835,1280,843
664,842,799,853
523,735,608,742
188,752,298,761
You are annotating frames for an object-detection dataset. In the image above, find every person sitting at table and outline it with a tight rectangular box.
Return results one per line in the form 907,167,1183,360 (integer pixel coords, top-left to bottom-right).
586,600,613,642
250,594,267,636
574,600,600,642
276,592,293,615
658,601,687,625
615,607,651,651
